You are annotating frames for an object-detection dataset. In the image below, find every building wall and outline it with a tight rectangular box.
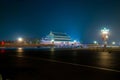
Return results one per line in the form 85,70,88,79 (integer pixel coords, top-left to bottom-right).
41,32,81,47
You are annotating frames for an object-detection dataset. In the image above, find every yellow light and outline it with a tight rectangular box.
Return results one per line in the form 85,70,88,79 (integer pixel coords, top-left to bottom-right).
18,47,22,50
17,48,23,57
101,28,109,35
102,31,108,34
106,35,108,39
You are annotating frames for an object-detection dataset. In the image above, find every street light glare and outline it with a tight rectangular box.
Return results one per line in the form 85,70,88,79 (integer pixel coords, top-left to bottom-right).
74,40,76,43
112,42,115,45
101,27,110,48
51,39,54,42
94,41,97,44
101,28,109,35
18,37,23,42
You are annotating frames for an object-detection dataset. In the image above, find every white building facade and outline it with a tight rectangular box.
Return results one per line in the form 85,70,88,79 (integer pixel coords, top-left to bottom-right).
41,32,80,47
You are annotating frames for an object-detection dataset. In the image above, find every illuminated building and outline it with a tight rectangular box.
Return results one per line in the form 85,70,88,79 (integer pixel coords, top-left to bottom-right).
41,31,80,47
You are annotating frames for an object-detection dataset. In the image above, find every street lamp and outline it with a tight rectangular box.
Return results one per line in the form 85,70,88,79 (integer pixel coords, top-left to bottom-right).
94,41,97,44
74,40,77,43
101,28,109,48
112,42,115,45
18,37,23,42
51,39,54,44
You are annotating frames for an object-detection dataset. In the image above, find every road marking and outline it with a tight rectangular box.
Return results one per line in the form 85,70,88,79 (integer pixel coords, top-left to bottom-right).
10,55,120,73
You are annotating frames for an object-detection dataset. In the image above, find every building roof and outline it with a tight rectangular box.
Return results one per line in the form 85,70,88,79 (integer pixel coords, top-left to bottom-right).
44,32,71,41
50,32,68,37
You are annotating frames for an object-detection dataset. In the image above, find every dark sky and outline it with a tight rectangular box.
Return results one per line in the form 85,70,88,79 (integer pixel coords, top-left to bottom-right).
0,0,120,43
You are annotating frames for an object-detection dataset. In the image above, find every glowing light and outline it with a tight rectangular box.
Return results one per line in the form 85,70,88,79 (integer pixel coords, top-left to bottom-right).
101,28,109,35
18,47,23,52
18,47,22,50
51,39,54,42
101,27,110,41
94,41,97,44
112,42,115,45
17,48,23,57
74,40,76,43
18,37,23,42
106,35,108,39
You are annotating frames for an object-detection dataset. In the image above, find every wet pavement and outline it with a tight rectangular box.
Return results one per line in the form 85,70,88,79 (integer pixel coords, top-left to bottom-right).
0,48,120,80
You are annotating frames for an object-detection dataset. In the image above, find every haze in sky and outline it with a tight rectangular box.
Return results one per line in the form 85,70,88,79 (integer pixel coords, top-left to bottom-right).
0,0,120,43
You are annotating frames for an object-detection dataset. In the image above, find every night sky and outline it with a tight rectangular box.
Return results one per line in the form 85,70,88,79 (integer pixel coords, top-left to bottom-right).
0,0,120,43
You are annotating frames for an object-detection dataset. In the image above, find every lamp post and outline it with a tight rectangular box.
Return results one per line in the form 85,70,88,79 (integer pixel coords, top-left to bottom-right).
101,28,109,48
